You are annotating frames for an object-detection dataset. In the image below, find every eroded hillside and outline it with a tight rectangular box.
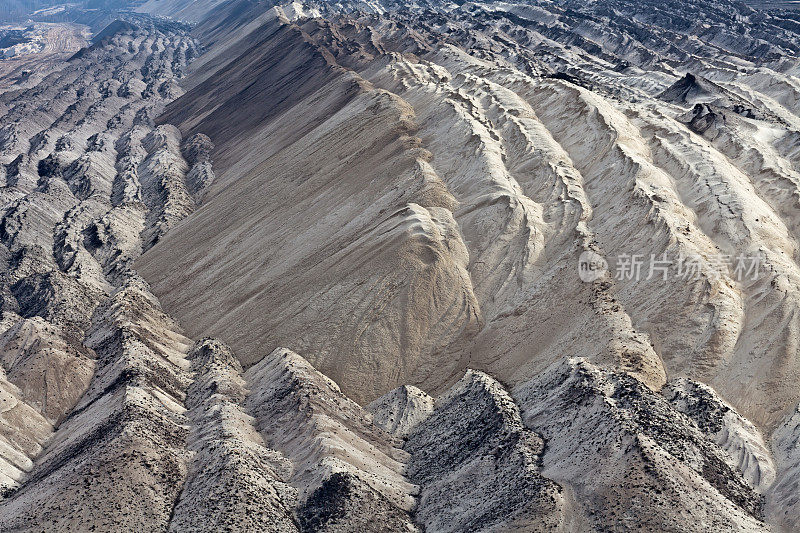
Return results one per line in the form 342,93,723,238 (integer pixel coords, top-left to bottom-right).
1,0,800,530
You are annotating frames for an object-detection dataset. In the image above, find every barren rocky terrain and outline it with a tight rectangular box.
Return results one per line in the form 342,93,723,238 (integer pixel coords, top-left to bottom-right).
0,0,800,531
0,23,89,89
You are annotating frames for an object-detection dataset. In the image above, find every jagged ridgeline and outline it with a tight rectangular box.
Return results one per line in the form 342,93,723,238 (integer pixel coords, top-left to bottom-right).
1,0,800,530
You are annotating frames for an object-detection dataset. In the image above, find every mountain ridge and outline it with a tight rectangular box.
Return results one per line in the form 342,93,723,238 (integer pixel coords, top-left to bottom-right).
1,0,800,529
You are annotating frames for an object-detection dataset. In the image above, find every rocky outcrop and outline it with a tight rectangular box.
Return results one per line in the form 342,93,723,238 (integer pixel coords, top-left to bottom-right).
664,378,776,492
0,276,193,531
366,385,433,439
181,132,214,202
138,125,195,250
0,18,205,530
402,370,565,532
515,358,767,531
168,339,299,532
245,347,419,532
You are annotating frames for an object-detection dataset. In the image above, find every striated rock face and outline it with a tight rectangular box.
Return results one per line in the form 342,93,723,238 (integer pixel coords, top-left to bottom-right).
0,315,95,424
0,370,52,497
402,370,565,532
768,403,800,532
366,385,433,439
168,339,299,532
180,132,215,201
664,378,776,492
140,66,483,403
245,347,420,532
515,358,768,531
136,0,800,436
0,276,194,531
766,410,800,532
2,0,800,530
0,20,203,523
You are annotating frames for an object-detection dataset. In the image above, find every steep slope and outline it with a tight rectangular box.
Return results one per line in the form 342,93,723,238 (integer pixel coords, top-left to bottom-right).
664,378,776,492
168,339,299,532
245,347,419,532
0,315,94,424
0,21,200,518
515,358,768,531
366,385,433,439
767,403,800,532
0,276,194,531
138,51,483,402
3,0,800,530
401,370,566,532
140,2,800,430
